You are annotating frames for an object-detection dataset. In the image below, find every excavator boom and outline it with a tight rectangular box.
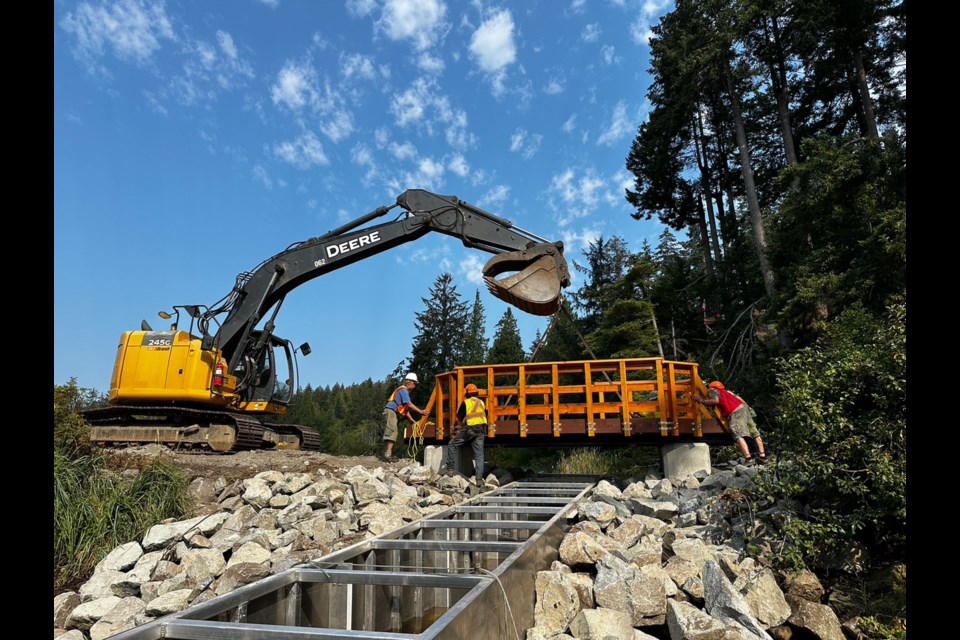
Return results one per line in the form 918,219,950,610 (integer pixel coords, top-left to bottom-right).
85,189,571,453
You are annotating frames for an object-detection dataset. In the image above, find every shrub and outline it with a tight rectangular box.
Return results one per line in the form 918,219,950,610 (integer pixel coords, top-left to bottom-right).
761,299,906,572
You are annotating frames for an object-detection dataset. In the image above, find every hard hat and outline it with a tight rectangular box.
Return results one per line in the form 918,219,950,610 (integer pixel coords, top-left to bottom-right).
404,372,419,383
708,381,725,389
464,383,479,394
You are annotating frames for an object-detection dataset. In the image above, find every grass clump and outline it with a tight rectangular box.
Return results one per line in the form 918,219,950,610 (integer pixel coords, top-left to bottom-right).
53,380,191,593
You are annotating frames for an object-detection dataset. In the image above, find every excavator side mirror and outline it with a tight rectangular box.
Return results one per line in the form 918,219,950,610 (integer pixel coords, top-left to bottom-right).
158,311,172,320
298,342,312,357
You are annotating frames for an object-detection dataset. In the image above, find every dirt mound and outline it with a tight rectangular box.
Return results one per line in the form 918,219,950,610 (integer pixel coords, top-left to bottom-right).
107,444,415,482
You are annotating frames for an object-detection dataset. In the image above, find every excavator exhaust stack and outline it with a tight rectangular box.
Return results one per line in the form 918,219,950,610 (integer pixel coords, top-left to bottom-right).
482,242,571,316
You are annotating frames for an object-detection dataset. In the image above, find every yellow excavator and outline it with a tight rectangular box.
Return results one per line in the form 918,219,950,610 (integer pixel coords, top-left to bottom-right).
82,189,571,452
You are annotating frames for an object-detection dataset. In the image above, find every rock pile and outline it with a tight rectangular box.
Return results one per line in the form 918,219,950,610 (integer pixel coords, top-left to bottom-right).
53,460,857,640
526,472,849,639
53,463,485,639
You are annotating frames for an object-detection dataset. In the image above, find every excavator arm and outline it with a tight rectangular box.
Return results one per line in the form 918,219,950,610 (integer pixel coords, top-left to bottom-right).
199,189,571,376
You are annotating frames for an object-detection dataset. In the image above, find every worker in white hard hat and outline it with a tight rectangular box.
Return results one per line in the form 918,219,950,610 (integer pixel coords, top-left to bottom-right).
381,372,428,462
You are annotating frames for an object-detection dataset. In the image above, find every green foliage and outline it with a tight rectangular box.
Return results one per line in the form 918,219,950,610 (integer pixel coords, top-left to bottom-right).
769,135,906,346
761,299,905,571
407,272,469,406
53,378,104,457
488,308,525,364
53,382,190,593
461,290,489,365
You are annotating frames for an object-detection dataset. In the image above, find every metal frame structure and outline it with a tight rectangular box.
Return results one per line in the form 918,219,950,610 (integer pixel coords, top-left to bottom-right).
105,479,594,639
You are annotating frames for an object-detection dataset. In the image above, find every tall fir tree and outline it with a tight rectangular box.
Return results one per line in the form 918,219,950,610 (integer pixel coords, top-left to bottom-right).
460,290,488,365
487,308,526,364
405,273,469,405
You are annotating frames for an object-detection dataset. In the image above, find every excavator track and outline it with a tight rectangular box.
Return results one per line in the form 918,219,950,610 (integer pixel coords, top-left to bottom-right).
271,424,324,451
83,405,275,453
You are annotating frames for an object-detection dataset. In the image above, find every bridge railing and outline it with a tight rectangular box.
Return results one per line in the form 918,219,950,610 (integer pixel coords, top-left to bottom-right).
407,357,730,447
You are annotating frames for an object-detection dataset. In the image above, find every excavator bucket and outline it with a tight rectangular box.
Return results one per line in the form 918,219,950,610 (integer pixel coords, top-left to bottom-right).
482,242,571,316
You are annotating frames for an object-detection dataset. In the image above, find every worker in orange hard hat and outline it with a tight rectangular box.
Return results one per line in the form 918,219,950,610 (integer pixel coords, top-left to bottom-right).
438,383,488,487
694,380,768,466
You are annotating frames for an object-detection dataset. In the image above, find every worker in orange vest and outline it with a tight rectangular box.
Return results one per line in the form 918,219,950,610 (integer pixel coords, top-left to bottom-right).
381,372,428,462
438,383,488,485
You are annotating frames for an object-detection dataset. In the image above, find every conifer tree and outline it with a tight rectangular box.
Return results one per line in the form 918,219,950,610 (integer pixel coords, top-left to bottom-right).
487,308,525,365
406,273,468,405
461,290,488,365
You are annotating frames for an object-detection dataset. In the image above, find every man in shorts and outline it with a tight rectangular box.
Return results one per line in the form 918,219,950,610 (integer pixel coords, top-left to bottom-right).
381,372,428,462
694,380,768,465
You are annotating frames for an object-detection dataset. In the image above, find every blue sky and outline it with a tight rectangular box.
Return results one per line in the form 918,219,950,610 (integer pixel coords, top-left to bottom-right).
54,0,674,394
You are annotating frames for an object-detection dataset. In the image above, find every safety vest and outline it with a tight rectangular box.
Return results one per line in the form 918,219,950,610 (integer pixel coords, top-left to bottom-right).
388,386,409,415
463,396,487,426
714,387,744,418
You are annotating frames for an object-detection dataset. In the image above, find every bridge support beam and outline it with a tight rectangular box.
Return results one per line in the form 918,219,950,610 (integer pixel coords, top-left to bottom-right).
661,442,711,479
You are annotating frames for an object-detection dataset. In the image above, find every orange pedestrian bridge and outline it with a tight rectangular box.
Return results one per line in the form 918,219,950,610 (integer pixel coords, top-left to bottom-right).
406,357,732,448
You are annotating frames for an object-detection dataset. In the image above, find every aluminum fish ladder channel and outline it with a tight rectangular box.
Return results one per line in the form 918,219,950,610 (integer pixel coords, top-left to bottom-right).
104,477,596,639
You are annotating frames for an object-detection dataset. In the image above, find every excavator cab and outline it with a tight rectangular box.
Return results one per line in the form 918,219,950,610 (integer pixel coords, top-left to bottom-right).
481,242,570,316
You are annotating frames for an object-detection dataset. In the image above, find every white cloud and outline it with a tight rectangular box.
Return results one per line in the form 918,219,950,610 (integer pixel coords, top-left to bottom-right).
346,0,378,17
374,127,391,148
630,0,672,45
582,23,601,43
478,184,510,210
271,61,319,111
169,30,254,103
544,79,564,95
216,31,237,60
448,154,470,177
596,100,632,146
273,131,329,168
562,114,577,133
320,110,355,143
390,77,476,150
509,128,543,160
469,9,516,73
257,0,280,7
459,253,486,285
417,52,445,73
59,0,176,74
547,168,609,226
390,78,430,126
418,157,445,182
351,142,374,167
378,0,449,51
601,44,620,65
340,52,377,80
386,156,447,193
390,141,418,159
253,164,273,189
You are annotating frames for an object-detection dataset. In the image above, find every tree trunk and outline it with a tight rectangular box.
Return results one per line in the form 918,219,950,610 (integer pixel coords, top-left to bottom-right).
724,65,791,349
852,47,879,140
724,66,776,300
766,14,798,166
695,107,724,263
